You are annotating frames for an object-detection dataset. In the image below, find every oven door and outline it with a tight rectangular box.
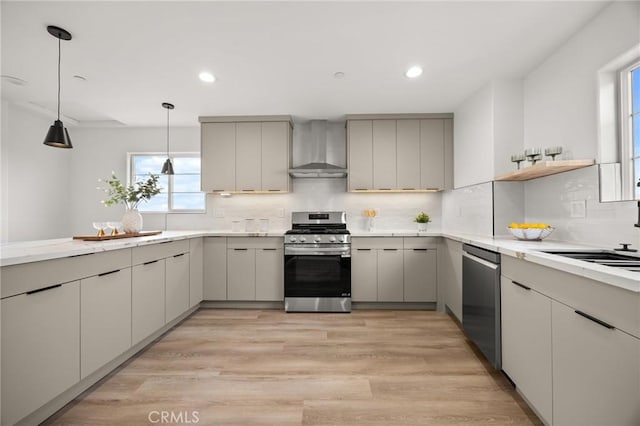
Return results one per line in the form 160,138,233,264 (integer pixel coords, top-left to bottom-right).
284,247,351,312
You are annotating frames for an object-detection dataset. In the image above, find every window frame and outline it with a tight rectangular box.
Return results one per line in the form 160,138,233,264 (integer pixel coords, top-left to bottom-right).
619,59,640,199
127,152,206,214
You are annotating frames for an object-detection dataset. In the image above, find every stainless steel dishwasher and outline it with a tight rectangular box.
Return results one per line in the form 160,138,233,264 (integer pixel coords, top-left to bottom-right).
462,243,501,369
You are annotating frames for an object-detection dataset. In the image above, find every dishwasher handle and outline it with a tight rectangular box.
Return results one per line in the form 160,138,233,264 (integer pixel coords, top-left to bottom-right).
463,251,500,270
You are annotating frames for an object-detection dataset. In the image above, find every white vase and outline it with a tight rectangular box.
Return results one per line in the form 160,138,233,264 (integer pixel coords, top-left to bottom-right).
122,209,143,234
417,222,428,232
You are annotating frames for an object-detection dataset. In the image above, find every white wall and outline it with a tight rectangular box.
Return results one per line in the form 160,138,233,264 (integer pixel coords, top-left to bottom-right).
441,181,494,237
453,84,494,188
525,166,637,248
453,79,523,188
1,103,71,242
68,126,202,236
523,1,640,160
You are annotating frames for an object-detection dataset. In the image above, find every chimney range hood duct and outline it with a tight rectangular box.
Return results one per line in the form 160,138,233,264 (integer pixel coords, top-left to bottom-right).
289,120,348,178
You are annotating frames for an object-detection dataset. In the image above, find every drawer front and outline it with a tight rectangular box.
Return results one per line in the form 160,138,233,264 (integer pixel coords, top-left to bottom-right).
403,237,438,249
1,249,131,298
226,236,283,249
502,255,640,339
131,239,189,265
352,237,403,249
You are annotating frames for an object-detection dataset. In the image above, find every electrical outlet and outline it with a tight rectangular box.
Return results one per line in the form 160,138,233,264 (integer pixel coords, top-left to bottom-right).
277,208,285,218
570,200,586,218
214,208,225,218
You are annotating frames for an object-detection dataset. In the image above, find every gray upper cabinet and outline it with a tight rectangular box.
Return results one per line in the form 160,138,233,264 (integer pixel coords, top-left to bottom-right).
201,122,236,192
200,116,292,193
347,114,453,191
372,120,397,190
396,119,421,190
347,120,374,191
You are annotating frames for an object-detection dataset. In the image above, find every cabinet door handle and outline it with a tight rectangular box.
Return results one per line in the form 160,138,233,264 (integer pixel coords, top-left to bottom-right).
26,284,62,295
159,241,172,245
383,248,398,251
512,281,531,291
69,252,94,258
426,187,440,191
241,189,255,192
378,188,392,191
143,260,159,265
267,189,281,192
402,188,416,191
354,188,368,191
412,248,427,251
575,310,615,330
357,248,371,251
234,248,248,251
262,248,277,251
98,269,121,277
174,253,185,258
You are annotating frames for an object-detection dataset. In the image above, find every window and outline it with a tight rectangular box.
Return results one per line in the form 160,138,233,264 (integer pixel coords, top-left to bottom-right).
621,60,640,199
129,153,206,212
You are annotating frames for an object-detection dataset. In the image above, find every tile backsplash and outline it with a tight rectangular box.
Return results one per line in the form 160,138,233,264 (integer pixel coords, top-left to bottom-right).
157,178,442,233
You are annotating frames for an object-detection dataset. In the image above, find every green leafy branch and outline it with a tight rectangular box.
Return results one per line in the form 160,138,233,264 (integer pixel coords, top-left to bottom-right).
99,173,162,210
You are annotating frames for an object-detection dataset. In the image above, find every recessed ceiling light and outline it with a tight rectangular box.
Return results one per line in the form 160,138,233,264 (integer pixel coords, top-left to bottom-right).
199,72,215,83
333,71,345,79
405,66,423,78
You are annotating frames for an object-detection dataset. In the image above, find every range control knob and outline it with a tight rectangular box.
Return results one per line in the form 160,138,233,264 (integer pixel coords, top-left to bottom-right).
314,237,322,243
289,236,297,243
329,236,337,242
299,237,306,242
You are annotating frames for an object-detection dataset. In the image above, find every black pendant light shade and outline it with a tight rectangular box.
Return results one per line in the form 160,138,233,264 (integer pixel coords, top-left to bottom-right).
44,25,73,148
161,158,175,175
161,102,175,175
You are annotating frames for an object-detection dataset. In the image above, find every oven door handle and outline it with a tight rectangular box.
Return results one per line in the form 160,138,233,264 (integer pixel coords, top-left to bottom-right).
284,247,351,257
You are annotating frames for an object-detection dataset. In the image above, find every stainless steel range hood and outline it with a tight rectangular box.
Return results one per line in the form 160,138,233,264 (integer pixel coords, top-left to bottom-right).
289,120,348,178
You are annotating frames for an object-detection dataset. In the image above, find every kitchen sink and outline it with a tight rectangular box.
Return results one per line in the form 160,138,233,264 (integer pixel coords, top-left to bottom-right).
541,250,640,272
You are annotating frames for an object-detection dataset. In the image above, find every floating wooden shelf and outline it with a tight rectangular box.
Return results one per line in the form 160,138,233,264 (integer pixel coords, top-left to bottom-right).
495,159,595,181
73,231,162,241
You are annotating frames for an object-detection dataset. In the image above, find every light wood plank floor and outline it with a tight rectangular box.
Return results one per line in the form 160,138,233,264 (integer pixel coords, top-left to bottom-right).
45,309,542,425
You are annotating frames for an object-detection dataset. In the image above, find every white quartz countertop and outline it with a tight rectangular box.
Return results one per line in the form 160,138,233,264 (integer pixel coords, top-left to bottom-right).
1,230,638,293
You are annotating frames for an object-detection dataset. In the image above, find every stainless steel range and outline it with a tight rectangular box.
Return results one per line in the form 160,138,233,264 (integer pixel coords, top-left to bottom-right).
284,211,351,312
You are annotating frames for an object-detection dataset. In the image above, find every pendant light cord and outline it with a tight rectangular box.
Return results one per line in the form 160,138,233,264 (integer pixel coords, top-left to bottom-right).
57,36,61,121
166,106,170,156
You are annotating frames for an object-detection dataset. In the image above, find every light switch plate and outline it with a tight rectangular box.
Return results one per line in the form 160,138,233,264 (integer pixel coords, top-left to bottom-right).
569,200,586,218
214,208,225,218
277,208,285,218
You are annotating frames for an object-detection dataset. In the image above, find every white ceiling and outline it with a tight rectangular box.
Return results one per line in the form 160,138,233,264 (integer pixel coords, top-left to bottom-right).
1,1,609,127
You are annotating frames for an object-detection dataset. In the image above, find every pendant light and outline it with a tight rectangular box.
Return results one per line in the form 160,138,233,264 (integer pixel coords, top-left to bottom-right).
161,102,175,175
43,25,73,148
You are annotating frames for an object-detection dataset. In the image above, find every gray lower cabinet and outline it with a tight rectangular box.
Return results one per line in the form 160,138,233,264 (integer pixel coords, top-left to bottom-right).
132,259,166,345
552,301,640,426
256,247,284,301
352,237,437,303
501,255,640,426
501,276,552,424
377,248,403,302
81,268,132,379
189,238,204,307
227,248,256,300
351,247,378,301
1,281,81,426
204,237,228,300
226,237,284,301
437,238,462,320
165,252,190,323
403,248,437,302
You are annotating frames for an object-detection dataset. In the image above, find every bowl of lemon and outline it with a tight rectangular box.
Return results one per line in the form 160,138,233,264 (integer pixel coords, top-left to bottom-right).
508,223,554,241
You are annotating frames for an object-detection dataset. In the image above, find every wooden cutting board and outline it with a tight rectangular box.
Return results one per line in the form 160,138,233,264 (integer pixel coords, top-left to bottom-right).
73,230,162,241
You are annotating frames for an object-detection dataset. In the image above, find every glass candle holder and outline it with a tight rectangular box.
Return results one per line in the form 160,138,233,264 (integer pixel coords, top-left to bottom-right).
544,146,563,160
510,153,526,170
